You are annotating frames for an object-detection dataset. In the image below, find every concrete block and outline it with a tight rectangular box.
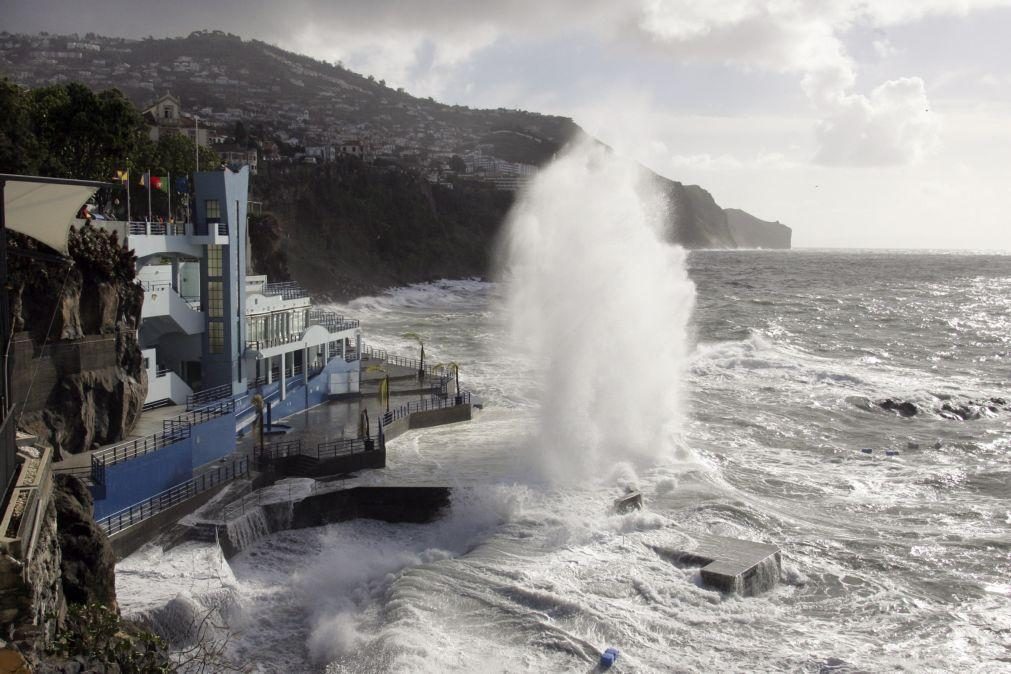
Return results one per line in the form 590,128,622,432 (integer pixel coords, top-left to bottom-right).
654,534,782,597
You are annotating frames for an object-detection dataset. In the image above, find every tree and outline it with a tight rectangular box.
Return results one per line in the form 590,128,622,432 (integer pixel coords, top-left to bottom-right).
0,79,39,174
30,83,150,180
449,155,466,173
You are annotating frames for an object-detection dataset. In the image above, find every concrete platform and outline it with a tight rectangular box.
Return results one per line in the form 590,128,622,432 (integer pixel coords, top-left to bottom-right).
653,534,782,597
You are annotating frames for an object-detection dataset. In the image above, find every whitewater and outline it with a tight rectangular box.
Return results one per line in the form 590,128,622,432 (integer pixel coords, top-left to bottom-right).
117,147,1011,672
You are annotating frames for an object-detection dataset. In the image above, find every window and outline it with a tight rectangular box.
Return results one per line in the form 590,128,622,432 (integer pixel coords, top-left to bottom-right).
207,281,224,317
207,245,222,277
208,322,224,354
163,105,174,119
205,199,221,221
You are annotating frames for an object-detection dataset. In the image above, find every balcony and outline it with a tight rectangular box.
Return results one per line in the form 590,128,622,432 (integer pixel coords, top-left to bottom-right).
140,281,205,336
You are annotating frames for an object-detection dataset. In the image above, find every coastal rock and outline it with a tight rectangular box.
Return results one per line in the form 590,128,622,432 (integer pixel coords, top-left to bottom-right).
878,399,919,417
725,208,792,249
8,229,146,457
53,475,117,609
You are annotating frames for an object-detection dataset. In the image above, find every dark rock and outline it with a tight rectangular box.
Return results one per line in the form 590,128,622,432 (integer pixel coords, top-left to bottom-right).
878,399,919,417
53,475,117,609
613,491,643,514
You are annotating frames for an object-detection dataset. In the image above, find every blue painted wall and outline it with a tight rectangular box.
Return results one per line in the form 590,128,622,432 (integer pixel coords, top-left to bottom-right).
190,412,239,469
94,439,192,519
93,412,239,520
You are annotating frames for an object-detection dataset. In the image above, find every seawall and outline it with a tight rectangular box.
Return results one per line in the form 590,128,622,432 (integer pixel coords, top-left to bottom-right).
217,486,451,558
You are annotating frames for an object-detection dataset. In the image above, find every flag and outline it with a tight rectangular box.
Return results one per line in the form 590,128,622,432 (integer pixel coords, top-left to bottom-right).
174,177,189,193
115,169,129,183
152,175,169,193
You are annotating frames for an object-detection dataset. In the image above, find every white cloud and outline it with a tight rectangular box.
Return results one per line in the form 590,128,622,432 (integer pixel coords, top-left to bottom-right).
813,77,939,166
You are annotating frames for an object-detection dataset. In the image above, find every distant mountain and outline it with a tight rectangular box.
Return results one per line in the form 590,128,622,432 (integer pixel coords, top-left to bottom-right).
0,30,791,285
725,208,792,249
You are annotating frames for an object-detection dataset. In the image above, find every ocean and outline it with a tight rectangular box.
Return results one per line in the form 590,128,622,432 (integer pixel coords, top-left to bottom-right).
118,249,1011,673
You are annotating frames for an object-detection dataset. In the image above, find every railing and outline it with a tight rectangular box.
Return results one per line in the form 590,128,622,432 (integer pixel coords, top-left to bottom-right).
186,383,233,411
262,281,309,301
252,439,303,463
381,391,471,428
96,458,249,536
127,221,188,236
92,426,191,467
93,399,235,469
139,280,172,292
361,345,439,376
308,309,359,332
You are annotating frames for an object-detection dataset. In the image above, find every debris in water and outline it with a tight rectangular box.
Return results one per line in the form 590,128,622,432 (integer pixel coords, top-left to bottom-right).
613,490,643,514
600,647,620,669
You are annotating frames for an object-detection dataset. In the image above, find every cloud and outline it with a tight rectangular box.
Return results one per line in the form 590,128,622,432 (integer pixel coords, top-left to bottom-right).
813,77,939,166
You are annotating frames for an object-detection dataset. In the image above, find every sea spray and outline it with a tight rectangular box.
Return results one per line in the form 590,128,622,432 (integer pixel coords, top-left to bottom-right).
499,140,695,483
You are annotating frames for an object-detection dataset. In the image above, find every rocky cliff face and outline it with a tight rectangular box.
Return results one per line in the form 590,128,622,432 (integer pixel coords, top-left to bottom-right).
725,208,792,249
8,225,147,457
251,161,512,299
250,160,779,300
52,474,117,609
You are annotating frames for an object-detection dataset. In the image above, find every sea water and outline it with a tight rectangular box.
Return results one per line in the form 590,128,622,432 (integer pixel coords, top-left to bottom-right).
116,189,1011,671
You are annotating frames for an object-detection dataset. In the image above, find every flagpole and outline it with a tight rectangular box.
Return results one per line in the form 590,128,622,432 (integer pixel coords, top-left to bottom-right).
167,171,172,222
147,170,152,222
125,167,131,222
195,116,200,173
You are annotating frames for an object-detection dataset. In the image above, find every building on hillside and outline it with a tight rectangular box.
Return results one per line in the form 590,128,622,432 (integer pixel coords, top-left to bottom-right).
214,143,259,174
142,92,210,148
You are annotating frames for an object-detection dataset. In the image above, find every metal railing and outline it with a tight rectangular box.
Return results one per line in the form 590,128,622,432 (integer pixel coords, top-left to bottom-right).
186,383,233,411
262,281,309,301
381,391,471,427
93,399,235,469
92,426,191,467
308,309,359,332
127,221,188,236
361,345,439,376
96,458,249,535
139,280,172,292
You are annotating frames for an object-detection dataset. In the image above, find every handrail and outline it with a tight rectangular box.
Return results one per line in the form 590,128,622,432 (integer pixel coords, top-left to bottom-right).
92,426,191,466
186,383,233,410
96,458,249,535
92,399,235,468
361,344,439,376
381,391,471,428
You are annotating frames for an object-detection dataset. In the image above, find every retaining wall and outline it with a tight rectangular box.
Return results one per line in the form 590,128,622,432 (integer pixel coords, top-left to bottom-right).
218,486,451,558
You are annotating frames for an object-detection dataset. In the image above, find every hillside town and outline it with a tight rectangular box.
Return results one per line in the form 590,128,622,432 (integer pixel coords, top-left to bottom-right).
0,31,548,190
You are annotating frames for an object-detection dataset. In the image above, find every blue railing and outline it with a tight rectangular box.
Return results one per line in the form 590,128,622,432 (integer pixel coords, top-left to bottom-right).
96,458,249,535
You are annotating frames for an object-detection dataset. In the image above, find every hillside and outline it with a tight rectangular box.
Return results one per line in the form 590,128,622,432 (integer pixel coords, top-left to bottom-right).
725,208,792,249
1,30,792,297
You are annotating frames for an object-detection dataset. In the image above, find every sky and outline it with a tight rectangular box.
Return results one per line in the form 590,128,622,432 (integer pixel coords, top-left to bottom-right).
5,0,1011,249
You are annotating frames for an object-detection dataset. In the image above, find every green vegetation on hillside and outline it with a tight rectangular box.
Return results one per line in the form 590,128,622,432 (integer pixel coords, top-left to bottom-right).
0,79,218,221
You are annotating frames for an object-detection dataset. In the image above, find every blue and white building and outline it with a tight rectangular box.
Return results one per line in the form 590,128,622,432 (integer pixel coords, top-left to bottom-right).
86,166,365,519
96,166,361,410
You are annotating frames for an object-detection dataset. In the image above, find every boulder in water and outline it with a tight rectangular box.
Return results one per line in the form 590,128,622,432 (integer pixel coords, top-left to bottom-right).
878,399,919,417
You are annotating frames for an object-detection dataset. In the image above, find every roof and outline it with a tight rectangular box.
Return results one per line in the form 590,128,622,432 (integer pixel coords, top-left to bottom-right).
0,174,113,255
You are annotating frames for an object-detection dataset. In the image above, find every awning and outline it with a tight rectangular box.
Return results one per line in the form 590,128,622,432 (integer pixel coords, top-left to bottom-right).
0,174,115,255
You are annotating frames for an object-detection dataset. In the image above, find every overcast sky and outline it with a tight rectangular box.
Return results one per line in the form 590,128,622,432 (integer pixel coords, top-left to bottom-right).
6,1,1011,249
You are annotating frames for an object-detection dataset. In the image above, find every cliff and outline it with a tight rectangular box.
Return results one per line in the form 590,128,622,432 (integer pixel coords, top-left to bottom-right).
251,161,513,299
8,224,147,457
725,208,792,249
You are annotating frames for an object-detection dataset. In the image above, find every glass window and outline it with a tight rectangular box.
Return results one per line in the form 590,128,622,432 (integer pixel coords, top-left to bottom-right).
208,321,224,354
207,281,224,317
205,199,221,220
207,245,222,277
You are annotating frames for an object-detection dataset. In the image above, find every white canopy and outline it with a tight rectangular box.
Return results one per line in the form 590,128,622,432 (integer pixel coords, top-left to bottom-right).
1,175,113,255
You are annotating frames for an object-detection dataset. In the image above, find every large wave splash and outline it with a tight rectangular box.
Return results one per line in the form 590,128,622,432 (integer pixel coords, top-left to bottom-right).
499,140,696,484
